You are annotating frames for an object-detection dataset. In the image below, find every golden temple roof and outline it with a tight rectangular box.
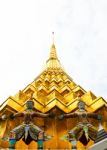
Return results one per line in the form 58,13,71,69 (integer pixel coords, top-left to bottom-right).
0,36,107,114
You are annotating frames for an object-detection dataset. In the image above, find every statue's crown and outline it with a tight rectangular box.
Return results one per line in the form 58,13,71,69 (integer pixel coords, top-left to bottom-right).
26,100,34,105
78,100,85,106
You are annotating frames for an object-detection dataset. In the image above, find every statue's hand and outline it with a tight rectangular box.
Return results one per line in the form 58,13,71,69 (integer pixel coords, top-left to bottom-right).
1,114,7,120
9,113,15,119
58,114,64,120
97,114,102,121
49,112,55,118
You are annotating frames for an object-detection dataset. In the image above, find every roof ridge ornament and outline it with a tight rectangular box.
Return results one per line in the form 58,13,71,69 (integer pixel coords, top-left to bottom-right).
49,32,58,59
52,32,54,45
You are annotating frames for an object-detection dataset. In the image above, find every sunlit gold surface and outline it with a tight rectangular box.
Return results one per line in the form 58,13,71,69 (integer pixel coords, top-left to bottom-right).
0,43,107,149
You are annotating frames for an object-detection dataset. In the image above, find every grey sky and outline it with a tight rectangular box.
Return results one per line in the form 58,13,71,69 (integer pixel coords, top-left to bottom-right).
0,0,107,104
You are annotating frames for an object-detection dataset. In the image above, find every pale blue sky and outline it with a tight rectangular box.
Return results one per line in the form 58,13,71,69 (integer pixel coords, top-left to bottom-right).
0,0,107,104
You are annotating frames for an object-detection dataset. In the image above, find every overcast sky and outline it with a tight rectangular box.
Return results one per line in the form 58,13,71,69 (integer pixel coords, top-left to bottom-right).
0,0,107,104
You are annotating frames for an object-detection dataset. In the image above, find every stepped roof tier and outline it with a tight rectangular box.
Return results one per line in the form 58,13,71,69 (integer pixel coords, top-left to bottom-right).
95,123,107,143
0,43,106,114
88,123,107,150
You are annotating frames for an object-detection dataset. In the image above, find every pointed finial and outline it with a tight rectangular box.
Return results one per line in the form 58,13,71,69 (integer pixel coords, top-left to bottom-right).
45,32,63,70
52,32,54,44
49,32,58,59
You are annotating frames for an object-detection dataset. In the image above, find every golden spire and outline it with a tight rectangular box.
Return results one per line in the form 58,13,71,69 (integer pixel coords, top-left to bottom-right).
52,31,54,44
49,32,58,59
46,32,62,70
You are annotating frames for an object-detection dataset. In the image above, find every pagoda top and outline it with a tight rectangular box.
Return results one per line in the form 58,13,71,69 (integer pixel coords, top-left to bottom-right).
49,32,58,59
46,33,62,71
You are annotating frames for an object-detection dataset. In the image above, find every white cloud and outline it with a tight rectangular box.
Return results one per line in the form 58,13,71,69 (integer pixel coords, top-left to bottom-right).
0,0,107,104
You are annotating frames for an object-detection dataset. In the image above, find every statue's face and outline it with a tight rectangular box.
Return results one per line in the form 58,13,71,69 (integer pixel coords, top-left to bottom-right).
78,101,85,110
26,101,34,109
